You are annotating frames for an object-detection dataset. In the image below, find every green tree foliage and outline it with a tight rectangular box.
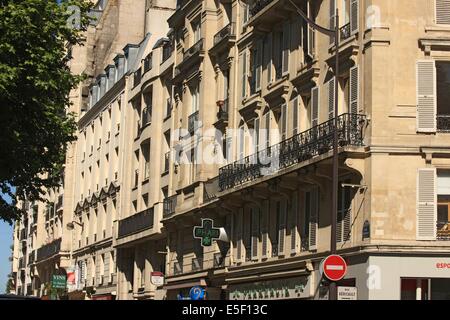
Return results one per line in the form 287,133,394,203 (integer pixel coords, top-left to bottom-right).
0,0,92,223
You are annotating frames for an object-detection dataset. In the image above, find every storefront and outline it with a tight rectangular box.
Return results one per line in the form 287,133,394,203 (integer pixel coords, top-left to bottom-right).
164,278,222,300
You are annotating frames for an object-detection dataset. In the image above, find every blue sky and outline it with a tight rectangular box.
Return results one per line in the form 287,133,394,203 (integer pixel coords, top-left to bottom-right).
0,193,13,293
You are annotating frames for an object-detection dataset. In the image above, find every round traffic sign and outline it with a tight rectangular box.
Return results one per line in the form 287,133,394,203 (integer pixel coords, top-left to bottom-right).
322,255,347,282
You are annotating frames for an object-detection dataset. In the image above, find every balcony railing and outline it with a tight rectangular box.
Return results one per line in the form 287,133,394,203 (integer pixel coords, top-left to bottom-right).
173,260,183,275
219,113,366,191
118,208,154,238
163,195,177,218
36,238,61,262
188,111,199,135
437,221,450,241
340,23,351,42
213,23,236,46
191,257,203,272
183,38,204,61
437,115,450,132
163,151,170,173
250,0,275,18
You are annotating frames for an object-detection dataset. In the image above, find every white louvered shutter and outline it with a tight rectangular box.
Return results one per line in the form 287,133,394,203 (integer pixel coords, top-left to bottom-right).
307,3,315,58
309,187,319,250
436,0,450,25
256,40,263,91
350,65,359,114
251,207,260,260
278,201,287,256
282,22,290,75
293,96,299,135
329,0,336,45
350,0,359,35
417,168,437,240
327,78,336,120
235,210,243,262
416,60,436,132
281,103,288,140
261,205,269,258
290,193,298,254
311,87,319,127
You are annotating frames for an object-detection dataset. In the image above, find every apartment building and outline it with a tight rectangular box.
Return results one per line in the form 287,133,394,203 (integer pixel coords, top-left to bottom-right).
10,0,450,300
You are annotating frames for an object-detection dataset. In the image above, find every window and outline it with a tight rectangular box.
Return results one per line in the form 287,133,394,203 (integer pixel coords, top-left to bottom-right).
436,0,450,25
191,84,199,113
437,61,450,131
337,181,352,243
142,141,150,181
437,170,450,240
192,20,201,44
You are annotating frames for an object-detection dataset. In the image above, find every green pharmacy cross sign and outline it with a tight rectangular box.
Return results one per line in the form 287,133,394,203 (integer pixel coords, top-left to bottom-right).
193,219,220,247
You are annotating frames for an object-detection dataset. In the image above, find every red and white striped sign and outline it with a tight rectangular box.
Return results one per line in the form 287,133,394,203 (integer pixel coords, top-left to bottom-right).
322,255,347,281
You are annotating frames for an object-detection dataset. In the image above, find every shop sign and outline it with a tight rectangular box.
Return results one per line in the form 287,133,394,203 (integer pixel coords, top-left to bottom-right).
229,276,310,300
151,271,164,286
52,275,67,289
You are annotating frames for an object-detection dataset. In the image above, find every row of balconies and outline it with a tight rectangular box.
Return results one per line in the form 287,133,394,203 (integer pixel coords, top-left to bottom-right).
117,208,154,238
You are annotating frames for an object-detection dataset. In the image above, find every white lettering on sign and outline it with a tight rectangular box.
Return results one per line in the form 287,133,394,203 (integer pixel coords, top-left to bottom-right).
326,265,344,271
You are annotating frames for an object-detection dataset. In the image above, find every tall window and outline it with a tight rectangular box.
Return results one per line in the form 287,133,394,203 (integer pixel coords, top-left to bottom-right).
191,84,199,113
192,20,201,44
437,62,450,116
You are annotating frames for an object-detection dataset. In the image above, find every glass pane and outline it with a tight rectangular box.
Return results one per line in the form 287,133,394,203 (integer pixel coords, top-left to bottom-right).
436,61,450,115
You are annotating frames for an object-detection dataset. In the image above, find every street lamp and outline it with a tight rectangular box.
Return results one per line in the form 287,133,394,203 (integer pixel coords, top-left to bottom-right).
286,0,340,300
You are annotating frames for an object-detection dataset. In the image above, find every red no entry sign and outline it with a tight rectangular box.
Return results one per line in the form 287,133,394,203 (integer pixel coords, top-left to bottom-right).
322,255,347,282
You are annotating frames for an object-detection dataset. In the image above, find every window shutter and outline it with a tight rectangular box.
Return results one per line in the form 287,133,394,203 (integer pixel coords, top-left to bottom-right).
290,193,298,254
436,0,450,25
281,103,288,140
327,78,336,120
307,3,315,57
251,208,260,260
261,205,268,258
256,40,263,91
311,87,319,127
240,52,247,99
417,168,437,240
254,118,260,153
350,0,359,34
293,96,299,136
239,125,245,160
309,187,319,250
278,201,287,256
282,22,290,75
350,65,359,114
336,209,343,243
416,60,436,132
235,210,243,262
265,112,271,150
265,34,273,84
329,0,336,45
343,205,352,242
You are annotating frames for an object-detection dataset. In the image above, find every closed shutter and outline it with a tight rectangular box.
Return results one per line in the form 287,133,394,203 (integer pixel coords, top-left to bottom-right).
282,22,290,75
281,103,288,140
265,34,273,84
293,96,299,135
350,65,359,114
251,208,260,260
309,187,319,250
278,201,287,256
307,3,315,57
417,60,436,132
417,168,437,240
256,40,263,91
261,204,269,258
350,0,359,34
311,87,319,127
327,78,336,120
329,0,336,45
235,210,243,262
290,193,298,253
436,0,450,25
343,205,352,242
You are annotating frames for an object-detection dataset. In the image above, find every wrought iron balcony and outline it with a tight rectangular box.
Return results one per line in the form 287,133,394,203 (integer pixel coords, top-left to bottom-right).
213,23,236,46
188,111,199,135
219,113,366,191
437,115,450,132
163,195,177,218
183,38,204,61
36,238,61,262
118,208,154,238
191,257,203,272
340,23,351,42
437,221,450,241
250,0,275,18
